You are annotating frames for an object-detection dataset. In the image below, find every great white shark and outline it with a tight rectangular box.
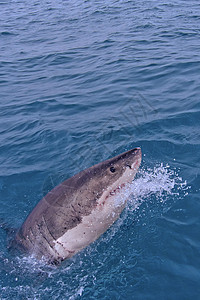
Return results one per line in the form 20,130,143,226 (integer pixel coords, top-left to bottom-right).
14,147,142,264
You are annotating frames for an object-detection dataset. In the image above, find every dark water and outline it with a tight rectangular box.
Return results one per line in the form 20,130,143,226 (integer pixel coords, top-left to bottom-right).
0,0,200,299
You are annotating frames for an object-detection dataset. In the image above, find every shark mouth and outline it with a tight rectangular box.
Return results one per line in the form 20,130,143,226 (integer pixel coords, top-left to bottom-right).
109,183,126,196
102,182,130,207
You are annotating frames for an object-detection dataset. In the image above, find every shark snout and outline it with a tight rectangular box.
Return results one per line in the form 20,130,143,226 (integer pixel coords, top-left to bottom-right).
132,147,141,155
130,147,142,169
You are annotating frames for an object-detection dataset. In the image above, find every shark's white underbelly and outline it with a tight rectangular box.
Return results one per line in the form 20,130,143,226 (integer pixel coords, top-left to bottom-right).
52,184,131,260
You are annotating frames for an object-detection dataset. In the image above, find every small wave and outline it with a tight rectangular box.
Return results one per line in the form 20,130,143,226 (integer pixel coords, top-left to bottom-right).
0,31,17,36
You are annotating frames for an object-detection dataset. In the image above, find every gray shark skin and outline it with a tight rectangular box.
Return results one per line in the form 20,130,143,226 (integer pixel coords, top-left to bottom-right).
14,148,142,264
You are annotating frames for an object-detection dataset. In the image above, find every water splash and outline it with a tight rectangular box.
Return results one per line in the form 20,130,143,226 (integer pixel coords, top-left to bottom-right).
128,163,189,210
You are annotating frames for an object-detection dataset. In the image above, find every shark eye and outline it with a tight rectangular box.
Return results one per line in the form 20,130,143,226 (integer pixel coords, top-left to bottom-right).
110,166,116,173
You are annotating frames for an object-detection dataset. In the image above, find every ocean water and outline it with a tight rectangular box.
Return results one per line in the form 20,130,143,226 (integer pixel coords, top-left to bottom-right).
0,0,200,299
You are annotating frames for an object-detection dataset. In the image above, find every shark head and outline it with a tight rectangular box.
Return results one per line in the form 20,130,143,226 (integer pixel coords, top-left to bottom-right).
84,147,142,199
101,147,141,181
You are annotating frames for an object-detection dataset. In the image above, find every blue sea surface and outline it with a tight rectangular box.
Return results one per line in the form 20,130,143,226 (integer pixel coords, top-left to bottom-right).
0,0,200,299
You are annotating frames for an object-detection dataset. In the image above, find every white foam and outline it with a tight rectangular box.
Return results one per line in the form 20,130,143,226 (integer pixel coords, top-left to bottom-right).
128,163,189,209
